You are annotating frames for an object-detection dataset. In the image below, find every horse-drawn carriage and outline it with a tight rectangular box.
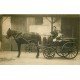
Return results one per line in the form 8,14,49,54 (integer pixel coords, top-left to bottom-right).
43,35,78,59
6,28,78,59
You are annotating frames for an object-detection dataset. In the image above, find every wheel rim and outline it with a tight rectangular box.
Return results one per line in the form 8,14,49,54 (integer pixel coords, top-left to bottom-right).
64,46,78,59
43,47,55,59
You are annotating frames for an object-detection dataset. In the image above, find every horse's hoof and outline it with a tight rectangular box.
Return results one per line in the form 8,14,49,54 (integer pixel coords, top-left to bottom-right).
17,56,20,58
36,56,39,58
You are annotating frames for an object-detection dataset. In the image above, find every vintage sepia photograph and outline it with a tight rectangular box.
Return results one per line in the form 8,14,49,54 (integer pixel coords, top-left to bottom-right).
0,14,80,65
0,0,80,80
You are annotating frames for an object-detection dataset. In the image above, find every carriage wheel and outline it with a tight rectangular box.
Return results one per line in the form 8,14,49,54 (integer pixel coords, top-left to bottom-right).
56,46,64,57
57,52,64,57
64,46,78,59
62,42,78,59
43,47,55,59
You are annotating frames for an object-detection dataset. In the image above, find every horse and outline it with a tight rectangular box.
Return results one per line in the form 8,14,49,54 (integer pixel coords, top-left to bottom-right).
6,28,41,58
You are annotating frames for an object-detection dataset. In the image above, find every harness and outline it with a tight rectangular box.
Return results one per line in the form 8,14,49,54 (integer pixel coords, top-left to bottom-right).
14,33,33,44
15,33,22,38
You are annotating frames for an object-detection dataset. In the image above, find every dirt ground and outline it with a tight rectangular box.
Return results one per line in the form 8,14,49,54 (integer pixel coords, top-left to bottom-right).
0,51,80,65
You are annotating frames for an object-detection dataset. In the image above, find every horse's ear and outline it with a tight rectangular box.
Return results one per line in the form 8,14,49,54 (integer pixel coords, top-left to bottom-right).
8,28,11,31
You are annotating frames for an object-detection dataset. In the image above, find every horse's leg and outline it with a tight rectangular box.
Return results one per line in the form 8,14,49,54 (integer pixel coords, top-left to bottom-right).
17,44,21,58
36,44,39,58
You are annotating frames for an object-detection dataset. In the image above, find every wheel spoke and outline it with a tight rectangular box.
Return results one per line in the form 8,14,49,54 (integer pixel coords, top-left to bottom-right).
62,42,78,59
43,47,55,59
65,48,78,59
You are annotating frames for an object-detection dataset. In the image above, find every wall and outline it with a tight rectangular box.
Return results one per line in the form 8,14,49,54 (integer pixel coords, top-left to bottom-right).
2,17,11,35
29,17,61,40
26,17,35,32
1,16,11,50
61,16,79,38
0,17,2,50
11,16,27,33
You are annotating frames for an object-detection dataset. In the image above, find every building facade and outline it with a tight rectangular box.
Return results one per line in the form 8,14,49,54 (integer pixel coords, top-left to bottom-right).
0,15,80,51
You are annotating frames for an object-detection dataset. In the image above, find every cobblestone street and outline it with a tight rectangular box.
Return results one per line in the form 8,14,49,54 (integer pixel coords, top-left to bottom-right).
0,51,80,65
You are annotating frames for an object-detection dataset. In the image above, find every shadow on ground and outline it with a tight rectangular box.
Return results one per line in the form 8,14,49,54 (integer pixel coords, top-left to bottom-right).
0,58,15,62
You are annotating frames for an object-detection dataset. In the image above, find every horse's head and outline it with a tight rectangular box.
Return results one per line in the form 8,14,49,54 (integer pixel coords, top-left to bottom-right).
6,28,12,39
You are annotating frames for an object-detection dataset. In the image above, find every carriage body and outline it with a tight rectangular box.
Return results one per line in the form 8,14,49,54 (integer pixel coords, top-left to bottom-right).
43,36,78,59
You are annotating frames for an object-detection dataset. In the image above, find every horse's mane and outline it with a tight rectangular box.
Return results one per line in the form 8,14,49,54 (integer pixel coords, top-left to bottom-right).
10,29,22,35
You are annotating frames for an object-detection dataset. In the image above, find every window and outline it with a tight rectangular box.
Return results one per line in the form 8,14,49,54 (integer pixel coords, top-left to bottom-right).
35,16,43,25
